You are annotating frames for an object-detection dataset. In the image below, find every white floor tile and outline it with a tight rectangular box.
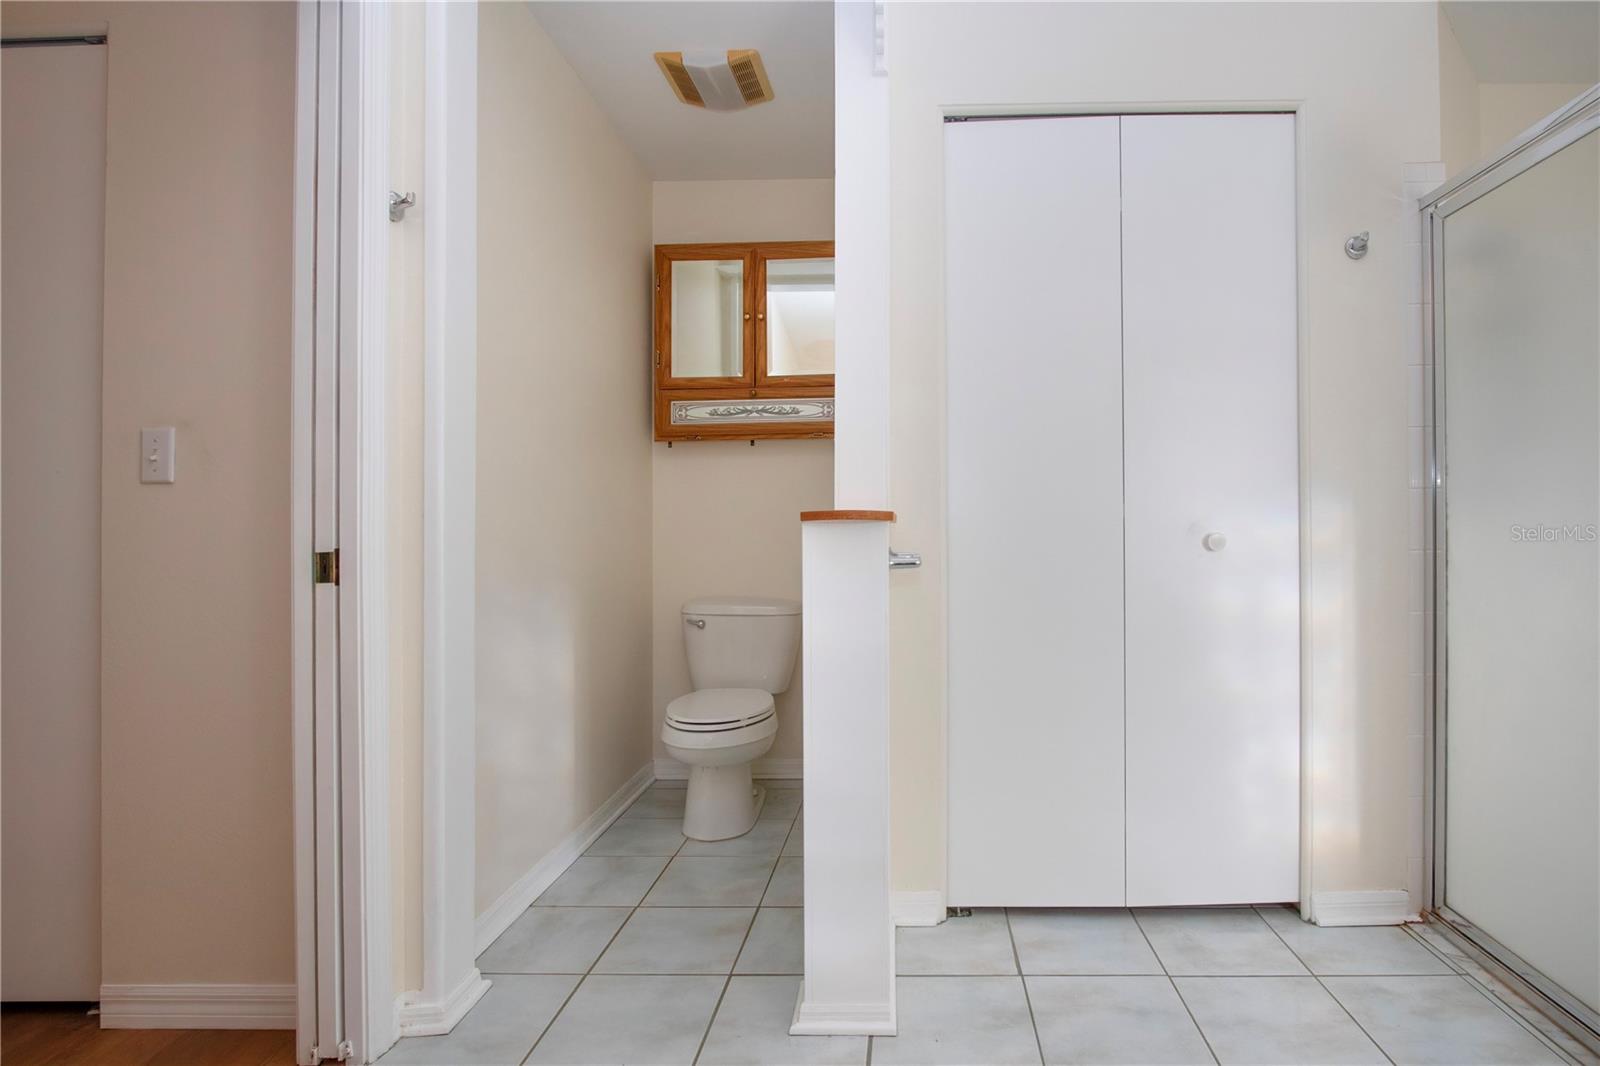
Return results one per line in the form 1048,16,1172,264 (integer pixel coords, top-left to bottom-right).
380,975,578,1065
526,974,724,1065
593,907,754,975
1256,908,1455,976
643,856,776,907
762,856,804,907
679,819,790,859
759,789,803,820
477,906,630,974
1174,977,1386,1064
534,856,669,907
1009,909,1164,976
585,818,687,857
735,907,803,974
897,909,1019,975
871,976,1042,1065
621,786,689,820
1323,975,1567,1065
1026,976,1213,1065
699,976,868,1065
1136,908,1308,976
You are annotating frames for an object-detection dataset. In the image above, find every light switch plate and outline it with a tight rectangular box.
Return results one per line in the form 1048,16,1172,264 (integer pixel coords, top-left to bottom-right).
140,427,175,484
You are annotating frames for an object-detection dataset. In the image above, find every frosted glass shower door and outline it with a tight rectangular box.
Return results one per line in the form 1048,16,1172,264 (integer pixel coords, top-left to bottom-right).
1440,126,1600,1017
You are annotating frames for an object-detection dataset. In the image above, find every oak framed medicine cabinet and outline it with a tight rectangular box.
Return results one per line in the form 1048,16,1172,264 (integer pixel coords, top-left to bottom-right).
653,240,835,442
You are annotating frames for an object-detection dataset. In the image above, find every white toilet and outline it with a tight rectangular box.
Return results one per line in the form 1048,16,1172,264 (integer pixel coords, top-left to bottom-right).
662,595,800,840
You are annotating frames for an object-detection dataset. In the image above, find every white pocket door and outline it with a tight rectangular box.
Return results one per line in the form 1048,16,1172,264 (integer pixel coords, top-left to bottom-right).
946,113,1299,908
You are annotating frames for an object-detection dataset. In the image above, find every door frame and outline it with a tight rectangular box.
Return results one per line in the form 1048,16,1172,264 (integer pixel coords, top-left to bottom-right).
291,1,395,1061
293,2,486,1060
1420,82,1600,1044
936,101,1313,917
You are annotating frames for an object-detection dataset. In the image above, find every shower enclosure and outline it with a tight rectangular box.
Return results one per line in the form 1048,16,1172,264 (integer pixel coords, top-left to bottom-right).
1425,85,1600,1041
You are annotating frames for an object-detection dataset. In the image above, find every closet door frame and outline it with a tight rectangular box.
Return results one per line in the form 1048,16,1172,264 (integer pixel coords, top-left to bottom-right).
941,103,1312,914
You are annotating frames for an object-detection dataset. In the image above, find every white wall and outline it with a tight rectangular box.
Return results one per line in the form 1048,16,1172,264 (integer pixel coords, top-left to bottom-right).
476,2,654,914
650,179,834,772
885,1,1443,912
2,0,298,989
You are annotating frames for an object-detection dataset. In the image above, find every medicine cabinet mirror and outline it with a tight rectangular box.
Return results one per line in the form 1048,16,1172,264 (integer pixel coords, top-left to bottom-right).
654,240,835,441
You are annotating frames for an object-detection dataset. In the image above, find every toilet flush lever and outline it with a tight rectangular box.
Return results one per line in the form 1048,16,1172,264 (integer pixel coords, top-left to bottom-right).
889,549,922,569
686,617,707,629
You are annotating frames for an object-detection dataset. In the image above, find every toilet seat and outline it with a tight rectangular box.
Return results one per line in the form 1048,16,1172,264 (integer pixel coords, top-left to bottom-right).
665,688,775,733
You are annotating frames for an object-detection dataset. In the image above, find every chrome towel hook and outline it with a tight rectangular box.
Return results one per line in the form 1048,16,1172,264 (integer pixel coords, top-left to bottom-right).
389,191,416,222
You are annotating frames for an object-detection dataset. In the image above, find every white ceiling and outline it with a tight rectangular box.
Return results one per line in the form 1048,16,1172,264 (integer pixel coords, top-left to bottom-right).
1442,1,1600,83
528,1,834,181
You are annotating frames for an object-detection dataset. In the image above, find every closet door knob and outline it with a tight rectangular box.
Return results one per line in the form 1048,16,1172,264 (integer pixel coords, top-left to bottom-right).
1202,532,1228,552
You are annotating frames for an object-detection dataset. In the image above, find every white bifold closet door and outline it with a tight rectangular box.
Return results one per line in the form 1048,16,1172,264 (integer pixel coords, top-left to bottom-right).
1120,114,1299,906
947,113,1299,908
946,116,1127,906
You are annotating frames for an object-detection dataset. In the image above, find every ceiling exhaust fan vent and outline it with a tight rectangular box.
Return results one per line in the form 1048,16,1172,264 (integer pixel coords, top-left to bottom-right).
654,52,705,107
727,50,774,106
654,49,774,111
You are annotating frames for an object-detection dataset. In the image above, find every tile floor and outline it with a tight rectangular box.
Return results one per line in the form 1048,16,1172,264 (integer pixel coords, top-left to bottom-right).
381,780,1592,1066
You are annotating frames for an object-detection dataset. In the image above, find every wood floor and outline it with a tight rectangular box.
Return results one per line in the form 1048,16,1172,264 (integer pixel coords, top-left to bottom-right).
0,1008,296,1066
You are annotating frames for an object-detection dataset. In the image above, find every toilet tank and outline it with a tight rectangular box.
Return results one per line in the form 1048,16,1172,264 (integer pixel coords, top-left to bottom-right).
683,596,801,693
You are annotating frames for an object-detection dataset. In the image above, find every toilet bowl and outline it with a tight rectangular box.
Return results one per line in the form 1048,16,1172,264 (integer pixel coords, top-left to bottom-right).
667,596,800,840
662,688,779,840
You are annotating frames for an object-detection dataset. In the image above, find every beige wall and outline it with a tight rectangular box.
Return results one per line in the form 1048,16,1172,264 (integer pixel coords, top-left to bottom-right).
886,1,1442,905
2,38,106,999
1479,82,1592,155
0,1,297,984
387,0,426,994
650,180,834,769
1438,7,1594,177
476,2,655,914
1438,7,1482,176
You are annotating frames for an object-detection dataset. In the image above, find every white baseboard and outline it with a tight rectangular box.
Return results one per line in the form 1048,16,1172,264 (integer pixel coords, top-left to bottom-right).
1312,890,1416,927
395,968,491,1037
790,987,896,1037
98,983,296,1029
653,756,803,781
473,762,655,956
891,890,946,927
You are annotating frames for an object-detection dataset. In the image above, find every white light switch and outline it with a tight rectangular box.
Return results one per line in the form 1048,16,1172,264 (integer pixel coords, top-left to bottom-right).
140,427,175,483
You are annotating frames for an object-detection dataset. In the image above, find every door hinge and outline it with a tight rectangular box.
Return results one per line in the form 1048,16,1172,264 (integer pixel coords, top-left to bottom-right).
313,549,340,585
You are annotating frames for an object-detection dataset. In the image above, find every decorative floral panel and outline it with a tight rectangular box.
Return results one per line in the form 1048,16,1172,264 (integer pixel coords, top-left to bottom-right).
669,398,835,426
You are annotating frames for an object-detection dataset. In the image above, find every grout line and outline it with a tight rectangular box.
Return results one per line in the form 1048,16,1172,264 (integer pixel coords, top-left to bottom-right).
1131,908,1220,1066
521,782,695,1065
1258,909,1396,1066
692,805,796,1066
1003,909,1048,1065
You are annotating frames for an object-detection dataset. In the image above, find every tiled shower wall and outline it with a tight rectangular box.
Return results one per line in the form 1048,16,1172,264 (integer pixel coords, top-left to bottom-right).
1403,161,1447,914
